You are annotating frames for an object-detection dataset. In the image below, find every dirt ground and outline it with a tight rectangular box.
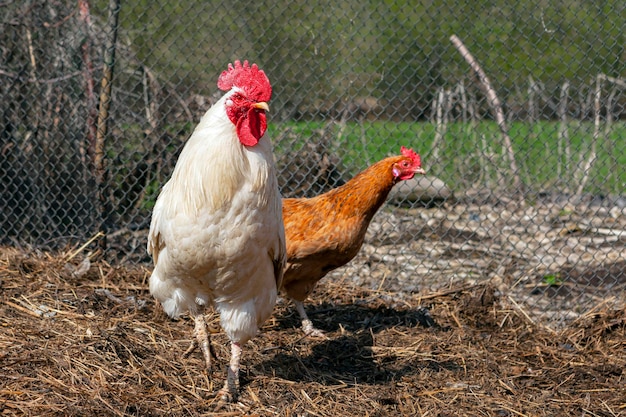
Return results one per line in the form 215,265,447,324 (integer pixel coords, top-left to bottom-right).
1,245,624,417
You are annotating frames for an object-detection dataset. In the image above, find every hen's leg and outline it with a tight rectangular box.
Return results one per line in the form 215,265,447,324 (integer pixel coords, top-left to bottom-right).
183,313,217,371
294,299,327,338
218,341,242,402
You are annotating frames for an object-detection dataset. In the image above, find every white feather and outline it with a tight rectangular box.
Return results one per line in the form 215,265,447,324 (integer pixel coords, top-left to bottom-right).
147,89,285,344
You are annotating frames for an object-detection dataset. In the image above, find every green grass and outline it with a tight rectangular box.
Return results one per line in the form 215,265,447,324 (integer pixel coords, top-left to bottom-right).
129,119,626,214
269,120,626,196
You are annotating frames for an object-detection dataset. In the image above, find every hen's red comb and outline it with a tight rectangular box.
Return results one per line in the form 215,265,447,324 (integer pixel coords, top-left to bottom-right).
217,60,272,102
400,146,421,167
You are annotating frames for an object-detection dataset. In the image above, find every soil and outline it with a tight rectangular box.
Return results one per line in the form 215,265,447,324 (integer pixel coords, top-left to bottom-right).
1,238,624,416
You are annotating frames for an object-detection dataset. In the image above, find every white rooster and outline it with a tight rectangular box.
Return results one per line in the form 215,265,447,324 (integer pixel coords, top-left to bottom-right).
147,60,285,401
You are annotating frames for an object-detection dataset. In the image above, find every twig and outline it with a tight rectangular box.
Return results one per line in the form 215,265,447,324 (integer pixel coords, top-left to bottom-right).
25,28,37,79
576,74,602,197
540,8,556,33
557,81,570,182
604,86,618,194
78,0,97,166
142,65,160,131
24,26,42,138
506,296,536,325
570,296,617,326
431,87,446,164
507,295,557,334
600,74,626,88
95,0,122,247
457,81,468,123
94,289,147,309
450,34,521,190
3,300,42,318
527,75,537,122
477,134,487,185
65,231,104,262
417,283,486,301
159,73,194,123
376,270,389,292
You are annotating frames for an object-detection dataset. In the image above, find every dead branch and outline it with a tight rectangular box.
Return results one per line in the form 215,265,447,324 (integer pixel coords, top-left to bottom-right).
604,86,618,194
24,26,42,138
25,28,36,79
600,74,626,89
576,74,602,197
95,0,121,246
431,87,446,163
416,283,488,301
142,65,161,131
456,81,469,123
78,0,97,165
528,75,537,122
449,34,521,190
95,0,121,187
557,81,570,181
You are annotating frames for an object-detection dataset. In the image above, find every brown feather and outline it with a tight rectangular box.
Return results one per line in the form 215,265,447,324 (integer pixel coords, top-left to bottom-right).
282,154,420,301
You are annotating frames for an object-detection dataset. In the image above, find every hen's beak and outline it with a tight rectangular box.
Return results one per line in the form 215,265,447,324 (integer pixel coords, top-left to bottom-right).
253,102,270,112
414,167,426,175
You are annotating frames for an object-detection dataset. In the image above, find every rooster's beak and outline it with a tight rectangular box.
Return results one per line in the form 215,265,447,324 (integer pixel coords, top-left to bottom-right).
253,102,270,112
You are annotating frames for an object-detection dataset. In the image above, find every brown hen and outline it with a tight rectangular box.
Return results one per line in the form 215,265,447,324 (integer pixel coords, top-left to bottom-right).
282,146,425,336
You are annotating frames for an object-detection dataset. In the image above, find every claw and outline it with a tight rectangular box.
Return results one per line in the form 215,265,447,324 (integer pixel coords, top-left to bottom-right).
294,299,328,339
182,338,198,358
302,319,328,339
184,314,218,371
217,342,242,403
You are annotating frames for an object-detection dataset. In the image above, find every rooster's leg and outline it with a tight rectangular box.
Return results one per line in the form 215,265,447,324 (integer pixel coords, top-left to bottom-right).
183,313,217,371
294,299,327,338
218,341,242,402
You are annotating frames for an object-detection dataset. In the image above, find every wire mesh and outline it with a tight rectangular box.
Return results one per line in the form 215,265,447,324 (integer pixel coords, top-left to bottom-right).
1,0,624,325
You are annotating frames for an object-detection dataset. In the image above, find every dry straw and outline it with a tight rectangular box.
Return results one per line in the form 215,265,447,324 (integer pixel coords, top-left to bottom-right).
1,246,624,415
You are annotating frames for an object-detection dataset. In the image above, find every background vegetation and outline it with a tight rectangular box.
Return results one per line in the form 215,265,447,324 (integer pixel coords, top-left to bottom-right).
1,0,624,245
102,0,625,120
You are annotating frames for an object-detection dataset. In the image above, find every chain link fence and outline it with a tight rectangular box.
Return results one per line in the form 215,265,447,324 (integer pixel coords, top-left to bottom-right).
1,0,624,325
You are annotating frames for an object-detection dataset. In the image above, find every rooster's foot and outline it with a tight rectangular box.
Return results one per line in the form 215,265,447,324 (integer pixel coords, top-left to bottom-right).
216,342,242,403
184,314,218,371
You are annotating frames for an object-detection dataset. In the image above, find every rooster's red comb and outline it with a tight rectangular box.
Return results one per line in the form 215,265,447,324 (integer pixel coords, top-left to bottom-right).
217,60,272,102
400,146,421,167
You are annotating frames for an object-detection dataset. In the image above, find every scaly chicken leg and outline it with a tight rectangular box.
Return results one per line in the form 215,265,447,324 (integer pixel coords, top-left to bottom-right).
183,313,217,371
218,342,242,402
294,300,327,338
